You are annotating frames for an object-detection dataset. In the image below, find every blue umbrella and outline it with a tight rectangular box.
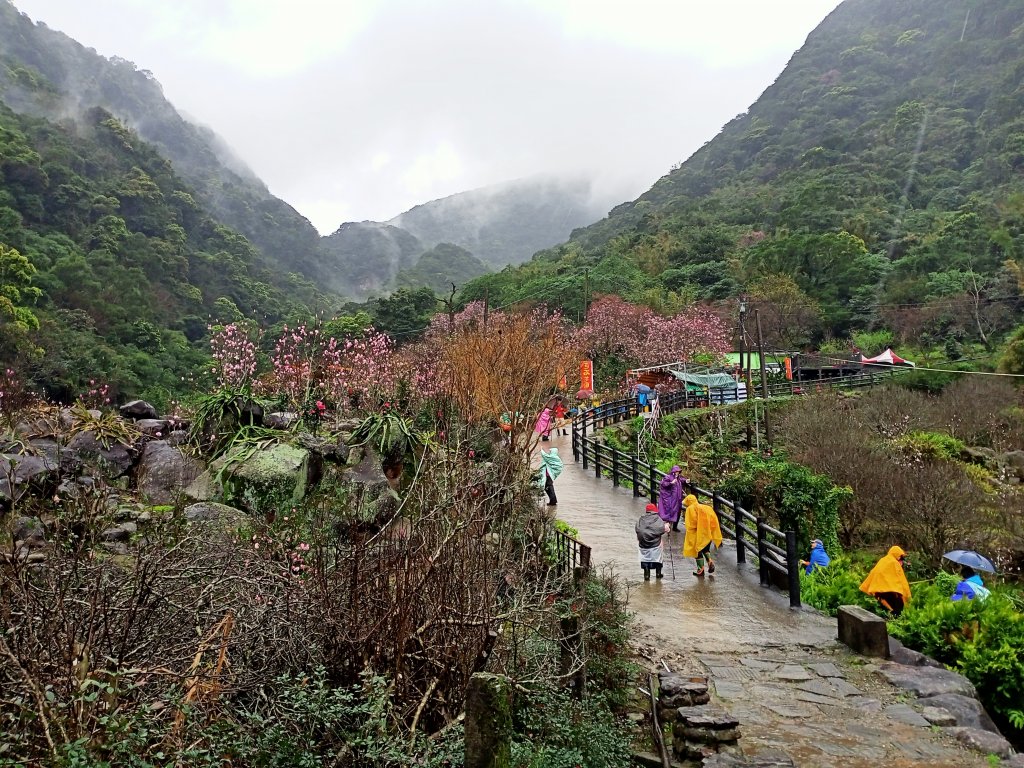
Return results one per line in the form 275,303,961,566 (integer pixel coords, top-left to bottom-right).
634,384,652,394
942,549,996,574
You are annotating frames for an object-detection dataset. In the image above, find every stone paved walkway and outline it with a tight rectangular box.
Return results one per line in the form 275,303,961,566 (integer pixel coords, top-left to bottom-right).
546,432,992,767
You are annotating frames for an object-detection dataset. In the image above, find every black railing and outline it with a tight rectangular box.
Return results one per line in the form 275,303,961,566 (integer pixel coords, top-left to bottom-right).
568,368,907,607
550,526,592,581
572,393,803,608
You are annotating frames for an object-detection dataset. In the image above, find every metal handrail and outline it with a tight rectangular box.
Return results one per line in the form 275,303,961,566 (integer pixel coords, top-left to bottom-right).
550,526,592,580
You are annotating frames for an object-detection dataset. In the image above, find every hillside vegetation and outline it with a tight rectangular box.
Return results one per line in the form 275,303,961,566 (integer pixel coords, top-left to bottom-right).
0,102,325,401
0,0,326,285
462,0,1024,349
322,176,608,300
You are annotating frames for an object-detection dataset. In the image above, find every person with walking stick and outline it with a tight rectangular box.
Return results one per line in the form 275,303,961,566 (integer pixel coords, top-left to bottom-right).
636,503,667,581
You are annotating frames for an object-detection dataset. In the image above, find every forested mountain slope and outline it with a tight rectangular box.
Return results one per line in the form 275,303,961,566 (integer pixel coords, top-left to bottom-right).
0,0,325,284
321,176,607,300
462,0,1024,347
389,175,608,269
0,102,326,401
319,221,425,298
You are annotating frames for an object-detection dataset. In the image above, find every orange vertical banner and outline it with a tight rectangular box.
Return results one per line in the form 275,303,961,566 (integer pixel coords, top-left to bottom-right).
784,357,793,381
580,360,593,391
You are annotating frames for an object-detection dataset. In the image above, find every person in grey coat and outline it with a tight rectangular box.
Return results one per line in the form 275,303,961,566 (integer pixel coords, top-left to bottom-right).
636,503,666,581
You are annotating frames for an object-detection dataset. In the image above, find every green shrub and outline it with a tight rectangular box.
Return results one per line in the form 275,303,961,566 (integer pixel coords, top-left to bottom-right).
897,362,976,394
576,575,638,711
718,452,848,557
851,329,895,355
893,431,966,462
800,557,877,617
22,668,466,768
890,580,986,666
511,687,633,768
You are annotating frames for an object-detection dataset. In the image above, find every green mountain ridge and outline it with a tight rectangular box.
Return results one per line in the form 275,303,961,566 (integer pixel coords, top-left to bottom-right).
0,0,326,285
322,175,610,300
395,243,491,296
319,221,425,298
462,0,1024,346
389,175,608,269
0,100,327,401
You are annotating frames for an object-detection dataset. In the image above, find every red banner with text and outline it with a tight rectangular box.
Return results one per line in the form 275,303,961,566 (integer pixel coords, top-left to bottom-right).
580,360,594,392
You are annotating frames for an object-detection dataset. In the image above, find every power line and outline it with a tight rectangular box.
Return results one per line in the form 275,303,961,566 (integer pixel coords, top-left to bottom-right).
814,353,1024,378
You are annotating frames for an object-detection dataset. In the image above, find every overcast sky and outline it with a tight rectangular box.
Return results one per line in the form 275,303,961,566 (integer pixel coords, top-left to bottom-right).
14,0,842,234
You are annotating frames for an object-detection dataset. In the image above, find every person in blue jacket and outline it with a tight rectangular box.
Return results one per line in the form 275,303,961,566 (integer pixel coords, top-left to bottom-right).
800,539,831,575
951,565,991,602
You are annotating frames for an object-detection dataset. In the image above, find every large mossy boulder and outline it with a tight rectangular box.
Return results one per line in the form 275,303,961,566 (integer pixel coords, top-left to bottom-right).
213,442,316,515
184,501,247,528
337,445,399,524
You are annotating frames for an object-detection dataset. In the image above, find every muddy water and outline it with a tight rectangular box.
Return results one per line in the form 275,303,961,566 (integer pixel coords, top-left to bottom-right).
546,432,836,652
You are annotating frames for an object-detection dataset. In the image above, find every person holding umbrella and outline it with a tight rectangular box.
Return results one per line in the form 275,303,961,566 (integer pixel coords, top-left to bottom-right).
944,549,996,602
860,546,911,617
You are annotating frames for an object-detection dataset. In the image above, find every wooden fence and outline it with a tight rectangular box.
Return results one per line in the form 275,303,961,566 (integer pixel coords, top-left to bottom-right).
566,366,906,606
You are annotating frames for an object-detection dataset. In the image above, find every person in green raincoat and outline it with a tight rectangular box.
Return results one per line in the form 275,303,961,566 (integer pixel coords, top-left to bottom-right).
537,447,563,505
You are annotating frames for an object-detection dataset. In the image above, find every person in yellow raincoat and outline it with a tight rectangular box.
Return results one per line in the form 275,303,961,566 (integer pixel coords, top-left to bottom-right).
682,494,723,577
859,546,911,617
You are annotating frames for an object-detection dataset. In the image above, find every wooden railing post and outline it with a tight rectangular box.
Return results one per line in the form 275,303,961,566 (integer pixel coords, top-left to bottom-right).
631,456,640,497
649,465,658,504
611,450,620,488
465,673,513,768
786,529,802,609
579,543,592,574
757,517,770,587
734,506,746,565
595,444,601,478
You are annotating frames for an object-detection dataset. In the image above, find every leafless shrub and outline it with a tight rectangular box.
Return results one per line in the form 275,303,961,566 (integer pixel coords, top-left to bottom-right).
854,385,940,439
875,459,980,568
778,387,1022,560
937,377,1024,451
0,433,564,761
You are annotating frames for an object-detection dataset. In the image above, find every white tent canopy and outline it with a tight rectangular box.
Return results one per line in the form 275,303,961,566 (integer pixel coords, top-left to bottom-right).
860,348,915,367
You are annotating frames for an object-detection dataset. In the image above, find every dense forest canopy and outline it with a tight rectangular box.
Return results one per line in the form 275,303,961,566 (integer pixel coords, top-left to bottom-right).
0,0,327,285
0,102,328,401
462,0,1024,349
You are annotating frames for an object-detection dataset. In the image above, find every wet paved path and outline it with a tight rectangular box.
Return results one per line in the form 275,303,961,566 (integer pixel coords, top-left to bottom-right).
545,432,991,767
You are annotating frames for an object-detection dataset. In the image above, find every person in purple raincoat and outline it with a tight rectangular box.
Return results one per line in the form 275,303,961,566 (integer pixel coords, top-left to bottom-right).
658,465,685,532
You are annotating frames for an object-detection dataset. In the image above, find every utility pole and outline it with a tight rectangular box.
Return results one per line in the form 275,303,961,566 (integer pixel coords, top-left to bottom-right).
754,308,773,448
738,297,751,448
583,268,590,319
446,282,457,333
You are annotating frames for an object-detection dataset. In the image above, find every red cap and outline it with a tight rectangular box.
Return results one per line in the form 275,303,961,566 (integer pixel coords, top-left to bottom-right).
645,503,658,512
